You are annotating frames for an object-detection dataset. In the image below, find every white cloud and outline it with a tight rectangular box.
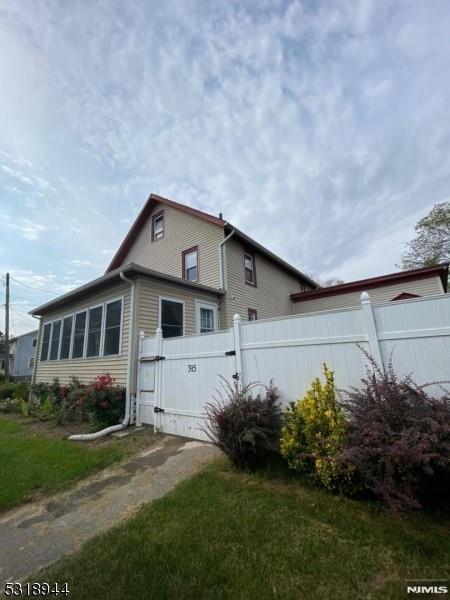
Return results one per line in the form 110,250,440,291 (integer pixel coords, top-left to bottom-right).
0,0,450,334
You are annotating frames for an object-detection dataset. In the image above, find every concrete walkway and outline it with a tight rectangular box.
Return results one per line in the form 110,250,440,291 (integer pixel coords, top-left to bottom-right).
0,435,219,585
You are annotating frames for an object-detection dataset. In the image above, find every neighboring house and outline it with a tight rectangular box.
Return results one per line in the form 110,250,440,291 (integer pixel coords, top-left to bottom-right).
291,264,448,314
31,193,316,391
10,330,38,380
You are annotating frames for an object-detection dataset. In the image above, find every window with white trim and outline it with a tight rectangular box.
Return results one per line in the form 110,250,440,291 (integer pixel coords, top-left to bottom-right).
160,298,184,338
49,320,62,361
195,301,218,334
72,312,87,359
103,299,122,356
244,252,256,285
60,316,73,360
152,210,164,241
41,323,51,361
86,306,103,357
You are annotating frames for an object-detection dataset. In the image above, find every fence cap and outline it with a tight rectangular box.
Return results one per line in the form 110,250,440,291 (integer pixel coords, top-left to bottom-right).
233,313,241,323
360,291,371,302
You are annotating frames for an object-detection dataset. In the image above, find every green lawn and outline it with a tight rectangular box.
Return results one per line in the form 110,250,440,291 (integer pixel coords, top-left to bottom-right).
36,460,450,599
0,418,127,511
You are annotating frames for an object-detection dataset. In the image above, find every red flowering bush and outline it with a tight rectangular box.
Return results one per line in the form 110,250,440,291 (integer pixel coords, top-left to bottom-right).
85,374,125,428
339,358,450,511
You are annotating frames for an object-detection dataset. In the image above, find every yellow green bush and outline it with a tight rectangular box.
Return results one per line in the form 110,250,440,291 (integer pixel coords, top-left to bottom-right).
280,365,348,490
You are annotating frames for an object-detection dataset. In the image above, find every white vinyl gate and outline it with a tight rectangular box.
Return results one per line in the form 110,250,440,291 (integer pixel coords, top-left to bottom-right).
137,292,450,441
137,328,239,439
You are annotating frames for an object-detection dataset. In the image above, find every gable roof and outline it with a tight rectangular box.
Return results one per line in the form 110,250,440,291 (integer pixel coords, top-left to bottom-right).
290,263,449,302
106,192,318,288
106,193,225,272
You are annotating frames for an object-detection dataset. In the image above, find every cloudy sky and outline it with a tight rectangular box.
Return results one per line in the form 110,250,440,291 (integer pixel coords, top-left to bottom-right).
1,1,450,335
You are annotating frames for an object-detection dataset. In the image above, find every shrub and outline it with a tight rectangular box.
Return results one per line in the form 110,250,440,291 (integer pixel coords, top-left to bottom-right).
0,397,20,413
340,358,450,510
0,382,17,400
85,374,125,428
280,365,349,491
203,378,282,470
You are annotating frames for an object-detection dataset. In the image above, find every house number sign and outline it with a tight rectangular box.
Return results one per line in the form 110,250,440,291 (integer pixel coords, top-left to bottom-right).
187,364,197,373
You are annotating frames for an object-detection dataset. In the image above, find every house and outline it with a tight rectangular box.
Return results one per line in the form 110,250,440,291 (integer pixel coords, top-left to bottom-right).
30,193,448,407
10,329,38,381
291,264,448,314
30,193,316,392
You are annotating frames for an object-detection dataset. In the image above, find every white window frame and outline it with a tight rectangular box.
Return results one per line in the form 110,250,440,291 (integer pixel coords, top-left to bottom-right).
71,309,88,360
159,296,185,338
59,314,74,361
48,319,62,362
37,295,124,363
195,300,218,334
103,297,124,357
40,322,52,362
86,303,105,359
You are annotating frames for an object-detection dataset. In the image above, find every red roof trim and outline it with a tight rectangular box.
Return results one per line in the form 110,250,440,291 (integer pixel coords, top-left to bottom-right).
106,193,225,272
290,263,449,302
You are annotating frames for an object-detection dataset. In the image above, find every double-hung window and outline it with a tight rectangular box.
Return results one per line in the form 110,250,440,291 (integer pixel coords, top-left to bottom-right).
103,299,122,356
196,301,218,334
49,320,62,361
60,316,73,360
160,298,184,338
152,210,164,241
41,323,51,361
244,252,256,286
182,247,198,281
87,306,103,357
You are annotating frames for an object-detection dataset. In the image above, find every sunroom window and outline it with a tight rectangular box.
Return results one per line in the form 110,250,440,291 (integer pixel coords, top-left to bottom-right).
72,312,87,359
60,316,73,360
103,299,122,356
49,320,62,361
86,306,103,357
41,323,51,361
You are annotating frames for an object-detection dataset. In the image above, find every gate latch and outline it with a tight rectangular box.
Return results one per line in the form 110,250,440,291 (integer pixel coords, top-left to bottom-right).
225,350,236,356
154,406,165,413
232,372,240,380
155,355,166,361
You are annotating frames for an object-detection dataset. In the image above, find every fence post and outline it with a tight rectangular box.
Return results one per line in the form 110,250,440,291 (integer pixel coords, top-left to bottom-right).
360,292,384,370
154,327,163,433
233,313,243,388
135,330,145,426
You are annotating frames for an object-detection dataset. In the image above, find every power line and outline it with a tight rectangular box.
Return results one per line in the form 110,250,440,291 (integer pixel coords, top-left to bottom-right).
10,276,62,296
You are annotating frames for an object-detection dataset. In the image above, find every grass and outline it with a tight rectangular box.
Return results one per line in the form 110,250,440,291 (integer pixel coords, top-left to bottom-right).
36,459,450,599
0,417,144,512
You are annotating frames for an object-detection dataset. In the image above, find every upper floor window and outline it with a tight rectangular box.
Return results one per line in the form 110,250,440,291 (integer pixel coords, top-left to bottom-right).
152,210,164,241
32,338,37,347
182,247,198,282
244,252,256,286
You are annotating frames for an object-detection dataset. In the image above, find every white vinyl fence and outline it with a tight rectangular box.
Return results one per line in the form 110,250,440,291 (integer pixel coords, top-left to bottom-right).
137,292,450,441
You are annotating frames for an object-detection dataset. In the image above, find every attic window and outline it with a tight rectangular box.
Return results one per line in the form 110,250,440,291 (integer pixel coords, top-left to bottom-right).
152,210,164,241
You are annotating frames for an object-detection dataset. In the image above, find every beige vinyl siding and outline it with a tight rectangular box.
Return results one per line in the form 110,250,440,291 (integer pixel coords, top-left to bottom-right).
224,239,309,324
34,282,131,386
136,275,222,337
122,202,224,289
292,276,445,315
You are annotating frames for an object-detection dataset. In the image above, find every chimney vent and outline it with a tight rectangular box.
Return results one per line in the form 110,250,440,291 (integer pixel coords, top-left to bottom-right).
219,212,223,220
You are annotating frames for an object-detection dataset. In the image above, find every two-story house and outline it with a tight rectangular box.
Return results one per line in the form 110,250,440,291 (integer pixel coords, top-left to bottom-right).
31,193,316,393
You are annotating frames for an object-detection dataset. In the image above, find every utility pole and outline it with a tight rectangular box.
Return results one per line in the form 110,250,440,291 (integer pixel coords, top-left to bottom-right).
4,273,10,381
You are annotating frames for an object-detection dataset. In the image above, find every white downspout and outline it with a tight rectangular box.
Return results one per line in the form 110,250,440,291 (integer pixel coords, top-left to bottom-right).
69,271,136,441
219,227,235,289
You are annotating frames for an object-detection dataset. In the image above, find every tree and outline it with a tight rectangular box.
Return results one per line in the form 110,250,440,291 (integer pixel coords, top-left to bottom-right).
400,202,450,270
